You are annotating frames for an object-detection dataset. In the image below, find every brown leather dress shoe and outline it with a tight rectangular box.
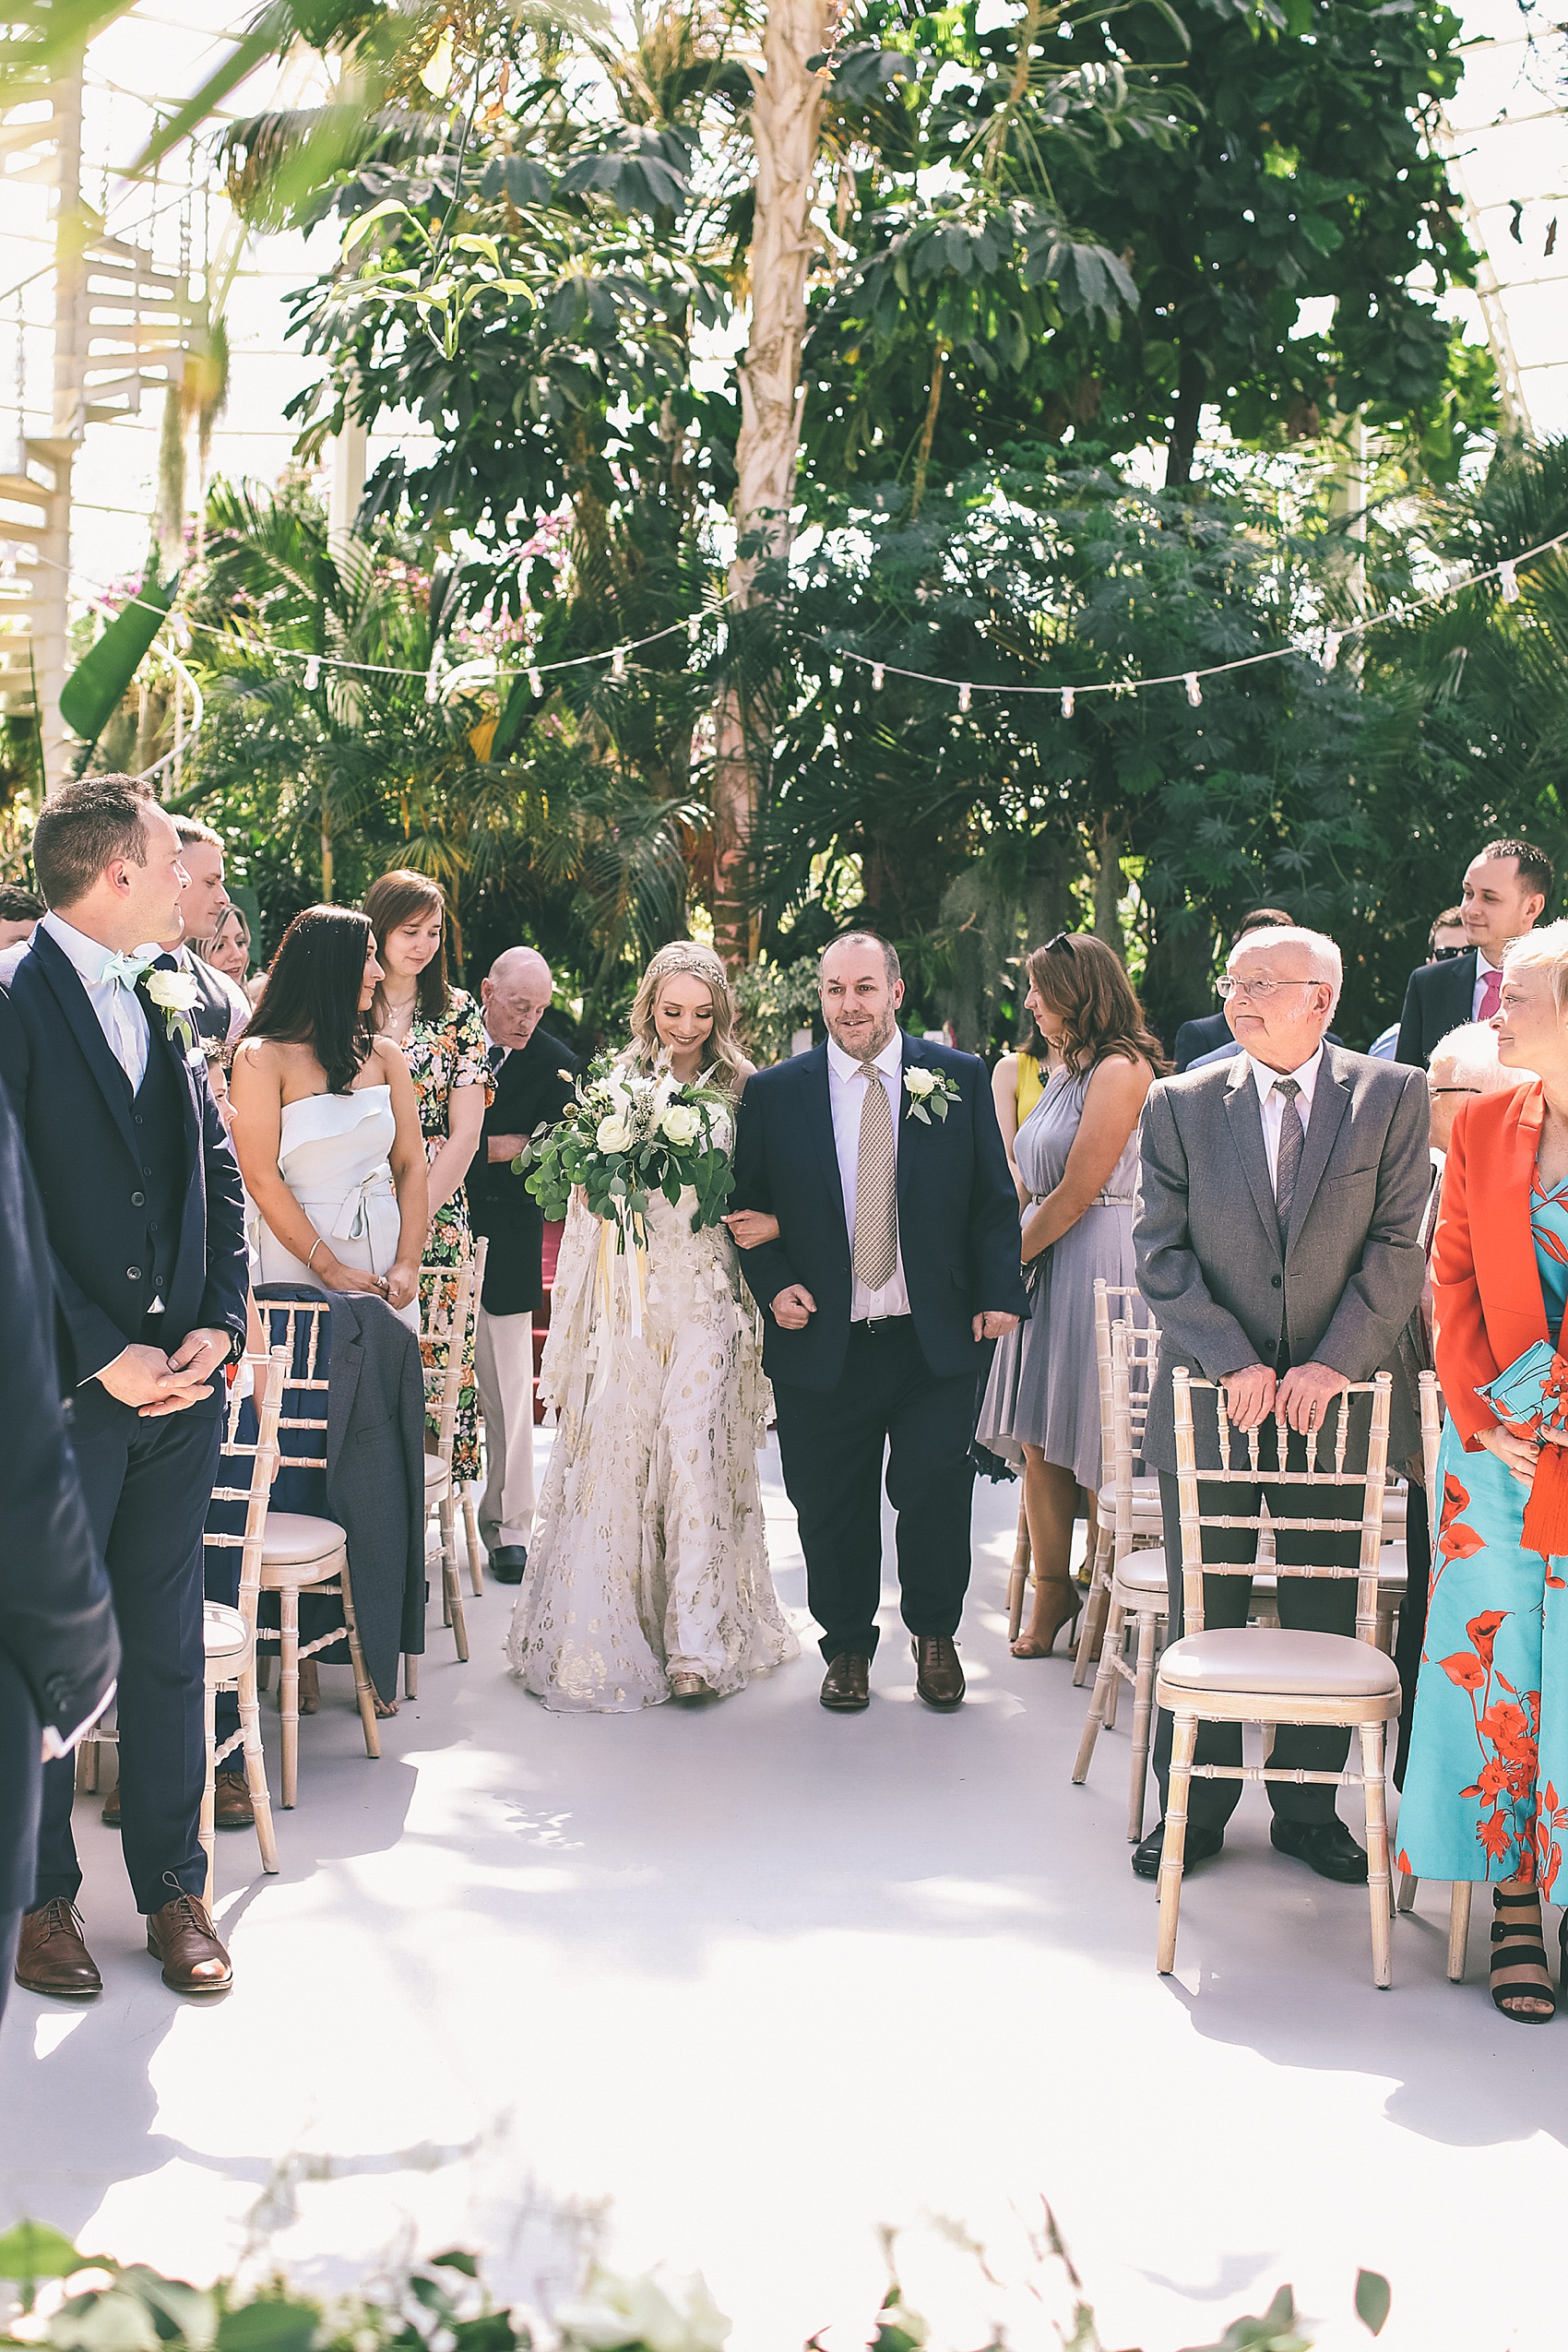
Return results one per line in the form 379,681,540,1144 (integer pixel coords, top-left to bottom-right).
15,1899,102,1998
912,1634,965,1709
101,1786,121,1828
213,1776,255,1831
146,1893,233,1994
820,1653,871,1711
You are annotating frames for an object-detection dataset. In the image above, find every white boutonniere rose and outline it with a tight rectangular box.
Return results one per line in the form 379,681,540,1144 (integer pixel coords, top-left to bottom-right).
144,966,202,1054
904,1064,960,1124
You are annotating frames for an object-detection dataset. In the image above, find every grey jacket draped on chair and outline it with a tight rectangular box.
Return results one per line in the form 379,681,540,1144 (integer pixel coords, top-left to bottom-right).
255,1285,428,1700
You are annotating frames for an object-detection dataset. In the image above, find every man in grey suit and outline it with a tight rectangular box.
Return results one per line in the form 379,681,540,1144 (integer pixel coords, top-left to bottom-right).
1132,924,1430,1884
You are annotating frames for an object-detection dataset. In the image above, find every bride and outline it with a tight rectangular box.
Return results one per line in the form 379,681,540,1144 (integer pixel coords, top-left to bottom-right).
506,940,799,1711
230,906,429,1325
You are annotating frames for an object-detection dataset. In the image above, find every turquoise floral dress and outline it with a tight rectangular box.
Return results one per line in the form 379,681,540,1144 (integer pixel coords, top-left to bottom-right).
402,989,493,1485
1397,1162,1568,1892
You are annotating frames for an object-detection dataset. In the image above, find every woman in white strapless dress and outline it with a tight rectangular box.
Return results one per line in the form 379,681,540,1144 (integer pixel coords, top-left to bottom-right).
505,942,798,1712
230,907,429,1325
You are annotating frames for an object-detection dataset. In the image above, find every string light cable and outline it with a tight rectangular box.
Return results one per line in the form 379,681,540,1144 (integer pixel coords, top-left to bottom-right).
7,523,1565,715
809,524,1568,706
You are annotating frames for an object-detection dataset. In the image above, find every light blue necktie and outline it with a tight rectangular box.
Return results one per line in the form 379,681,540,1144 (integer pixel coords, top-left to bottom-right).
100,950,152,991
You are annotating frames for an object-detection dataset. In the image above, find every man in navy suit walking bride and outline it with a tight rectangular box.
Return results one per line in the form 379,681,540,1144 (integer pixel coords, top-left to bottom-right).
0,776,248,1999
732,932,1026,1710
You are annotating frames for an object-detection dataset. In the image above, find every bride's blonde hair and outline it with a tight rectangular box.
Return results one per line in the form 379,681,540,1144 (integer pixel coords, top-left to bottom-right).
627,940,746,1099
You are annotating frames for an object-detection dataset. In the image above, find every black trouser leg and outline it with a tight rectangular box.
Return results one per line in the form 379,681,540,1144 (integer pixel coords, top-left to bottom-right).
0,1908,20,2027
1154,1470,1257,1832
1,1645,40,2026
1262,1464,1360,1823
1393,1477,1431,1791
883,1336,980,1641
33,1401,220,1918
1153,1431,1363,1831
773,1363,889,1660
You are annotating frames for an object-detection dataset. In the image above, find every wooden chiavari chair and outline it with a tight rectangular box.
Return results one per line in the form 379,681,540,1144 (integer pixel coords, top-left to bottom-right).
1071,1318,1169,1837
255,1297,381,1805
1390,1380,1473,1975
1072,1280,1161,1686
200,1349,285,1899
460,1236,488,1595
1156,1367,1400,1988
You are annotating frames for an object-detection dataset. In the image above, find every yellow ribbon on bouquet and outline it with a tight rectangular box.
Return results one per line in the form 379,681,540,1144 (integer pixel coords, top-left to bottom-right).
587,1201,647,1401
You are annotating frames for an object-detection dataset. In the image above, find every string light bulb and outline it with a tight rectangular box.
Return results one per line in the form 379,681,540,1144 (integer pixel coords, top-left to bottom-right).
957,682,972,713
1060,685,1075,719
424,664,441,705
1184,672,1203,707
1500,560,1520,604
303,655,321,691
529,666,543,698
172,615,192,653
611,645,627,680
687,614,702,647
1323,632,1341,672
871,663,885,691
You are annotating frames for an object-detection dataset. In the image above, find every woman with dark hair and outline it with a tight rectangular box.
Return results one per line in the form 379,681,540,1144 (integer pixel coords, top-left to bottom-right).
362,871,492,1480
977,933,1163,1657
229,906,428,1328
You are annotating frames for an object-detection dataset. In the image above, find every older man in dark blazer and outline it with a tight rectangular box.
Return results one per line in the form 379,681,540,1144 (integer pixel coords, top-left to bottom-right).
1134,923,1429,1886
468,948,581,1582
0,777,248,2000
0,1087,119,2032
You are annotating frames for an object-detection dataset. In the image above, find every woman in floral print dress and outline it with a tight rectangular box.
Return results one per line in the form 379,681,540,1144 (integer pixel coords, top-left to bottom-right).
1399,921,1568,2024
363,872,493,1485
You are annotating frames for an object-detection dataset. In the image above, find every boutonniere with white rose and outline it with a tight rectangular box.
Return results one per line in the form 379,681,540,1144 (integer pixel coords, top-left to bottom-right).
904,1064,961,1124
143,966,202,1056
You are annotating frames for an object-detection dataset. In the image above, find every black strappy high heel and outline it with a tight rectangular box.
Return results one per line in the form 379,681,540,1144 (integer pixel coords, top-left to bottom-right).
1491,1888,1557,2023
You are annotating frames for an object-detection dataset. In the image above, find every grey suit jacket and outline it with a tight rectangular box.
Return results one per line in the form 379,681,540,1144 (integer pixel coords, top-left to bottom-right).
1133,1044,1431,1472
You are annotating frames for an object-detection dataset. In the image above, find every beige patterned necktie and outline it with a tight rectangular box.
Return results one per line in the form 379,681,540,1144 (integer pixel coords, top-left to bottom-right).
853,1062,898,1290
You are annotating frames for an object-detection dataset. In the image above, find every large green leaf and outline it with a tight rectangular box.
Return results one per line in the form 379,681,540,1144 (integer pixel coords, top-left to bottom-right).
59,568,180,749
0,2220,82,2281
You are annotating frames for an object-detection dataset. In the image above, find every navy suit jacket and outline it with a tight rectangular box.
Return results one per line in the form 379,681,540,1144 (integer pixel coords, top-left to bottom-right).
731,1033,1028,1392
1395,949,1477,1067
0,1085,119,1917
0,925,248,1434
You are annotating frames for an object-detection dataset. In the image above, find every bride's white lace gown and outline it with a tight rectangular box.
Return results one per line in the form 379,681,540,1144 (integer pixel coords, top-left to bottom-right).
505,1114,799,1713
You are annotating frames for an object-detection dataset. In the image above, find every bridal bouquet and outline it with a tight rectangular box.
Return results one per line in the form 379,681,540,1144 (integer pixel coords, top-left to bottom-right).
517,1053,735,1249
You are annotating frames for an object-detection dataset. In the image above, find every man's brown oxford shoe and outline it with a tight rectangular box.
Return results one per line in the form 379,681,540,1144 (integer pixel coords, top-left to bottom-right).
912,1634,965,1709
146,1893,232,1994
820,1653,871,1711
107,1777,254,1831
15,1899,101,1998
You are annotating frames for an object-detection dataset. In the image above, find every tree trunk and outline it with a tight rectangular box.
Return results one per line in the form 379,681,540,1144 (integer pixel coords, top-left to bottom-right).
1092,815,1123,949
712,0,831,969
1164,341,1206,489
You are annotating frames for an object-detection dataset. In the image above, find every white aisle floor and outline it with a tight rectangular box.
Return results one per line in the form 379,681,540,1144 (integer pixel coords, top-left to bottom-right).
4,1436,1567,2352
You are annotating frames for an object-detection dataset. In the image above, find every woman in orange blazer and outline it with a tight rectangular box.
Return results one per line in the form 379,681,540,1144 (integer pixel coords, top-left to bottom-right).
1400,921,1568,2022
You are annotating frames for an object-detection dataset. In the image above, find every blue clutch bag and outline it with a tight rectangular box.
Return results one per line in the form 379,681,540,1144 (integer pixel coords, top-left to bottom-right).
1474,1339,1568,1438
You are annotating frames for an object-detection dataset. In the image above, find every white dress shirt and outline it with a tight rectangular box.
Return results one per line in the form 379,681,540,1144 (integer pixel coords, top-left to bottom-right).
1472,951,1504,1021
826,1032,911,1321
40,909,151,1091
1246,1042,1324,1187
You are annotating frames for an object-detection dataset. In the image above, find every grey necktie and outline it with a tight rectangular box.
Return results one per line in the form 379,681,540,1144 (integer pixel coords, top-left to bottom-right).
1273,1076,1304,1239
852,1063,898,1292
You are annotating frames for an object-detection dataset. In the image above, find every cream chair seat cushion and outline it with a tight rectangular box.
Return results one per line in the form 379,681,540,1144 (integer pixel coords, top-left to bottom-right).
1158,1627,1400,1700
1111,1548,1170,1606
424,1452,449,1496
203,1602,251,1668
259,1511,348,1578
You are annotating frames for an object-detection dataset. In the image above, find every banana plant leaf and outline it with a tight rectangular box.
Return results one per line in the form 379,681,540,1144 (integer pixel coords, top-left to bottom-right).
59,568,180,748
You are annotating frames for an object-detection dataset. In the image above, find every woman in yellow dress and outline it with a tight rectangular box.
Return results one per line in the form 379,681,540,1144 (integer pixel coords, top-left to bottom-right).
992,1019,1050,1201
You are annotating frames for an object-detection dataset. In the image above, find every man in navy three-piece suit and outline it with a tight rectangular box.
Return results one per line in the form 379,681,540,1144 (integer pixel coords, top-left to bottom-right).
731,932,1027,1712
0,776,248,2000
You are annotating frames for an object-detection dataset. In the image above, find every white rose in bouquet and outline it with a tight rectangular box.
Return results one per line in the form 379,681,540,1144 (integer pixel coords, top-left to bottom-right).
659,1103,703,1147
596,1114,631,1152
